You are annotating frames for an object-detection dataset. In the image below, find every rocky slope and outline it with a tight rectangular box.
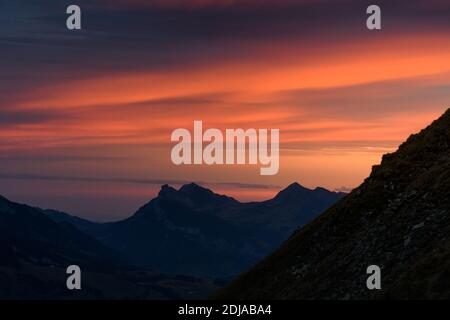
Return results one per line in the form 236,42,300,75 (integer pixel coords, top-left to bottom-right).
215,108,450,299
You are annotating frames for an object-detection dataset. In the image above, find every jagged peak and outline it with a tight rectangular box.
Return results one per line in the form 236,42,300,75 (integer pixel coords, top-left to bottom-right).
155,182,238,207
158,184,178,197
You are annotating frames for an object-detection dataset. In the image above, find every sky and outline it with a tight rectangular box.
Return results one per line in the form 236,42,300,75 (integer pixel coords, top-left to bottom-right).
1,0,450,220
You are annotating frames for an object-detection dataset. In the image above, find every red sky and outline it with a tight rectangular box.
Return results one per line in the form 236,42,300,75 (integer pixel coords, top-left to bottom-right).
1,0,450,220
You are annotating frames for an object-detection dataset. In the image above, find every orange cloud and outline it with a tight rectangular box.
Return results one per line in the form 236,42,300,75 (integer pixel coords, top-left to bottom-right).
3,30,450,198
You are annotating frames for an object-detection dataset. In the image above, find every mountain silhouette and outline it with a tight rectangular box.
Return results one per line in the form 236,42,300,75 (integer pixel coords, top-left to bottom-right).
0,195,124,271
46,183,344,278
91,185,258,277
0,195,222,299
177,183,239,209
215,108,450,299
216,182,346,236
44,209,103,234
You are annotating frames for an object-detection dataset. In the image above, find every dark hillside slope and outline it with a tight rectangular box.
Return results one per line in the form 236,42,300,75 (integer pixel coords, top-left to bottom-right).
0,195,220,299
215,108,450,299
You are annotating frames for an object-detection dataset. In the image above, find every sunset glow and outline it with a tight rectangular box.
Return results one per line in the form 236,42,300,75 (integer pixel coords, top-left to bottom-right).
1,0,450,219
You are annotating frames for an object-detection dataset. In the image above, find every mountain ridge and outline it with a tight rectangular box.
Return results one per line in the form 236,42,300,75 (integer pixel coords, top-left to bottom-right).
214,108,450,299
39,181,344,278
0,194,224,299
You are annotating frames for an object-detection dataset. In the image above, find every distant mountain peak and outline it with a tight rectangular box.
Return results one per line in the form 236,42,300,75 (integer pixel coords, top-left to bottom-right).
273,182,310,201
285,182,308,191
179,182,213,195
152,182,238,211
179,183,238,207
158,184,178,196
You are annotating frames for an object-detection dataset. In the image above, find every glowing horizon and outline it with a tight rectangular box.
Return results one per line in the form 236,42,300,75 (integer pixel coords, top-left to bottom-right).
1,0,450,219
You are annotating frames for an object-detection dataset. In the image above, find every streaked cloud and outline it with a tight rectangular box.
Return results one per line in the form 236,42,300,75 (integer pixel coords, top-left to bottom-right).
1,0,450,218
